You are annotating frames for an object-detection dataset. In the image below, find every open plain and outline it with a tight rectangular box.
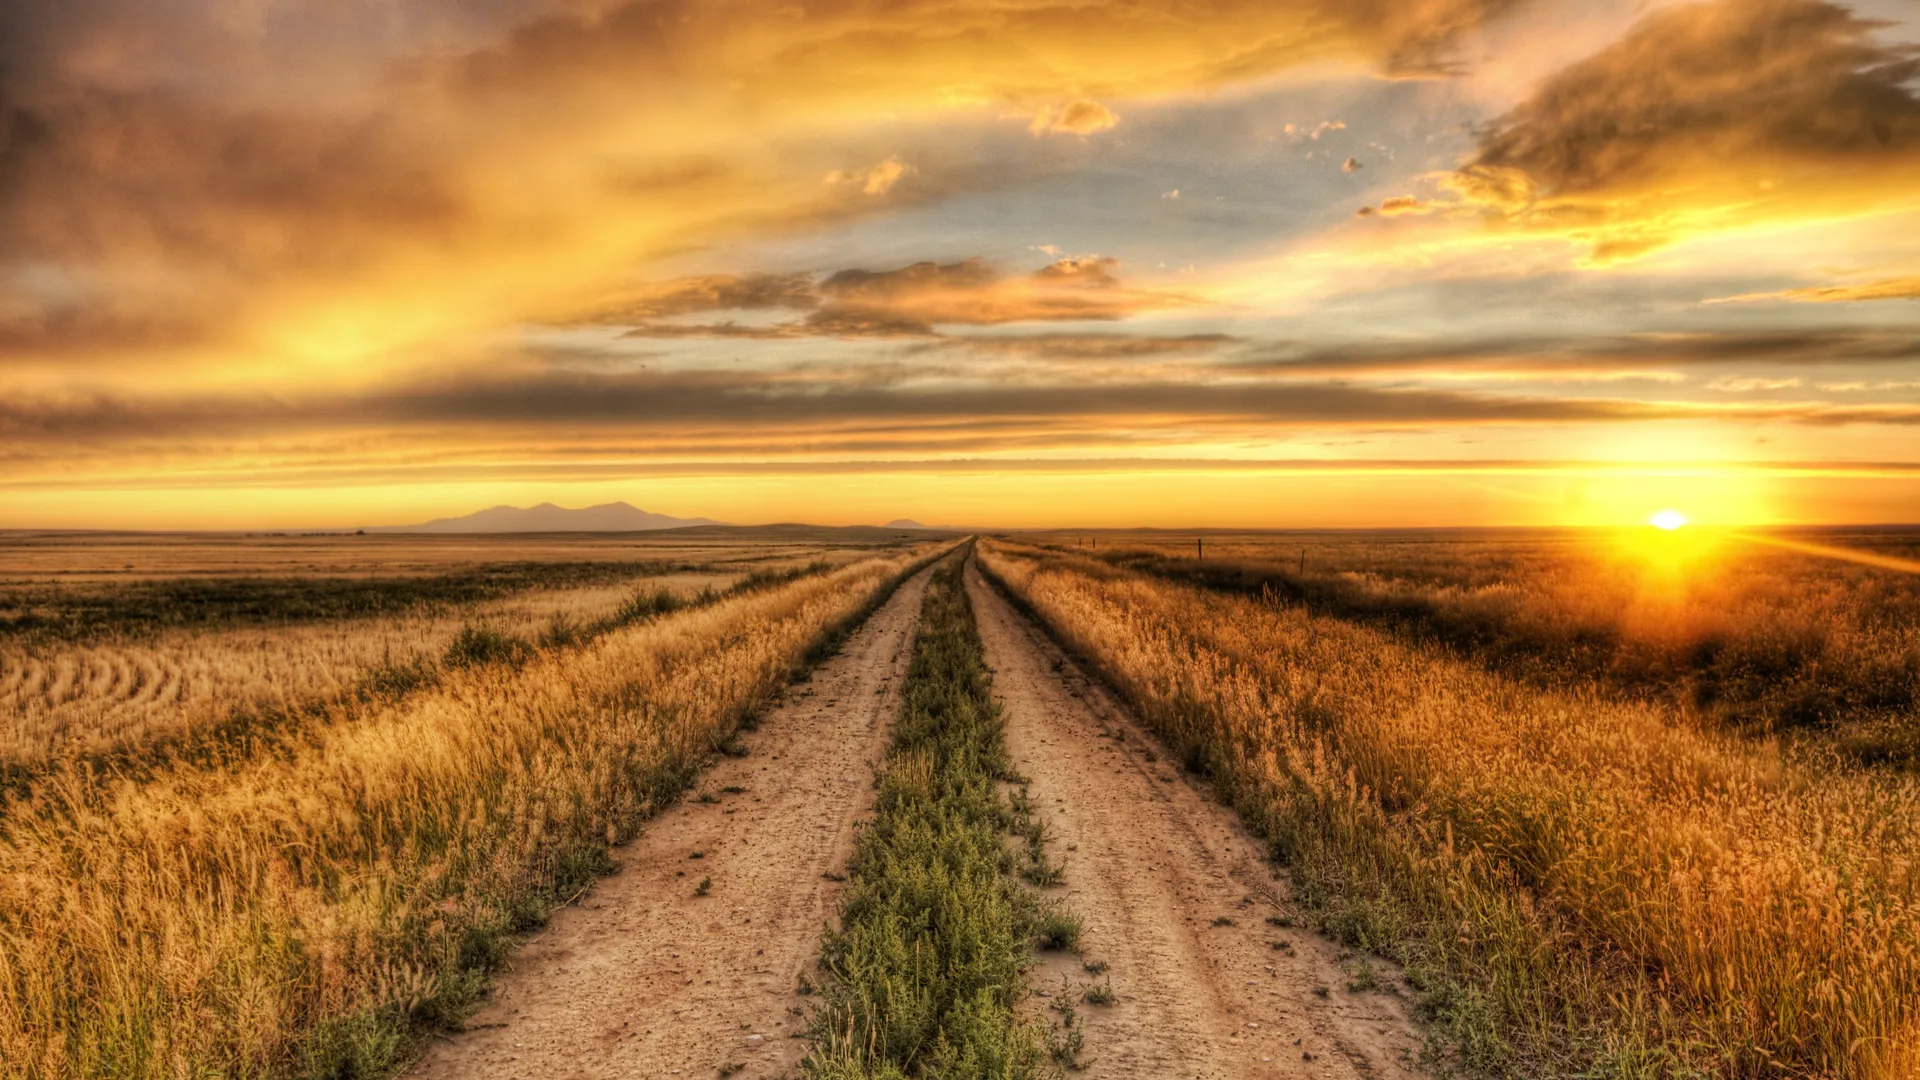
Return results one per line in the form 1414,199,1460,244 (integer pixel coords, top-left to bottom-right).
3,526,1918,1079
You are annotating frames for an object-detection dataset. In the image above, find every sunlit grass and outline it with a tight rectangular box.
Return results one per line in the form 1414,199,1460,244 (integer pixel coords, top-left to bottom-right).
980,539,1920,1078
0,546,943,1078
806,550,1063,1078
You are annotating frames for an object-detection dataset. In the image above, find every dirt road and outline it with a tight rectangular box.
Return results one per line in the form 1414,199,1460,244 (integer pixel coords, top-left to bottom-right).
966,563,1429,1080
410,565,934,1080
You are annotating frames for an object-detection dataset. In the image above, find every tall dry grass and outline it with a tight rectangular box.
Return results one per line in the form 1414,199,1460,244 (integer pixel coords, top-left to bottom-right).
980,540,1920,1079
0,546,941,1079
0,573,737,766
1056,530,1920,758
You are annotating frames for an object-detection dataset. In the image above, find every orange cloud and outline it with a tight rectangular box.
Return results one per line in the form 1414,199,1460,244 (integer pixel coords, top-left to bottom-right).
1710,276,1920,303
606,256,1196,338
0,0,1525,395
826,157,912,195
1030,101,1120,136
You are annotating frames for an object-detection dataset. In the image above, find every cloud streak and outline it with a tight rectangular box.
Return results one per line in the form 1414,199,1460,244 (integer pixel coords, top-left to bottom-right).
595,257,1198,338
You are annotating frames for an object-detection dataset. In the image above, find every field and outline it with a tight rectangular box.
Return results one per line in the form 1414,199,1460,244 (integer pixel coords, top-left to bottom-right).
0,529,906,768
987,528,1920,1078
0,527,945,1076
3,526,1917,1079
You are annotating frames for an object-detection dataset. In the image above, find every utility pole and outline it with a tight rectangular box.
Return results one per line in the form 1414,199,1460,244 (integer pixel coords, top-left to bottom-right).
1197,537,1204,561
1299,548,1306,574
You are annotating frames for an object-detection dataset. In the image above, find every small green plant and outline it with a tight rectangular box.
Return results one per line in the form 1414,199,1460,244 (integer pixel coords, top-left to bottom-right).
721,785,747,794
695,876,712,897
1082,980,1115,1005
1346,957,1380,993
1210,916,1236,927
688,851,705,860
717,1063,743,1077
1081,959,1108,976
695,790,720,804
1037,906,1082,951
1046,989,1087,1069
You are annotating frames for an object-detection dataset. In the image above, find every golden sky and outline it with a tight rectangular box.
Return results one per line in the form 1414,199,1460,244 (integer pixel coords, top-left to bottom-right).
3,0,1919,528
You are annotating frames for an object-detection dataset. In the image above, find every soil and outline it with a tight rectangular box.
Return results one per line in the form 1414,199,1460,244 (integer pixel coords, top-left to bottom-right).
966,562,1430,1080
408,563,935,1080
409,555,1431,1080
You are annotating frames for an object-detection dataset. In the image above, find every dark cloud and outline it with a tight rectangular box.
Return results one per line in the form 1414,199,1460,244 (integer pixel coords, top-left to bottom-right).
588,273,819,321
8,360,1920,456
930,333,1238,359
1238,328,1920,376
1444,0,1920,260
606,256,1193,339
819,259,1000,302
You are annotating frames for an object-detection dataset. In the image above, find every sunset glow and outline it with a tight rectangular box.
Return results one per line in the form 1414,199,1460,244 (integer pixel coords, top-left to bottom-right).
1651,510,1689,531
2,0,1918,528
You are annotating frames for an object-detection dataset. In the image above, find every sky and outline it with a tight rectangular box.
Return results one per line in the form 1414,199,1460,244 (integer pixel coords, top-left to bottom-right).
3,0,1919,529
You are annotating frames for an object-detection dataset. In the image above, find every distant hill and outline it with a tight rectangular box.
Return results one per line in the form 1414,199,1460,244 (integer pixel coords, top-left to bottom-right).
370,502,721,533
884,518,929,529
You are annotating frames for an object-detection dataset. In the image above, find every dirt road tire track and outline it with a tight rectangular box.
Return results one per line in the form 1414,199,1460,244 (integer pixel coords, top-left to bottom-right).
408,563,936,1080
966,562,1430,1080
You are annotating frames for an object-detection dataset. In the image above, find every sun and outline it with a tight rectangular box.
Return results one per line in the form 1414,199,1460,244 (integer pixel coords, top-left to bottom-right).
1649,509,1688,531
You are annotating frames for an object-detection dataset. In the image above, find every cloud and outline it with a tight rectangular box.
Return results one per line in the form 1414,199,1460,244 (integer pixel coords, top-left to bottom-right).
1030,101,1119,136
0,0,1525,388
1356,195,1435,216
1707,376,1804,392
1161,189,1181,200
1236,328,1920,378
1708,276,1920,303
930,333,1238,360
608,256,1196,338
1285,120,1349,140
1342,156,1363,173
584,274,820,321
826,157,912,195
1440,0,1920,263
10,364,1920,489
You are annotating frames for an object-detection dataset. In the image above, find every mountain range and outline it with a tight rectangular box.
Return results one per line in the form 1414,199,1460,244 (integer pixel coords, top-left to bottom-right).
369,502,721,533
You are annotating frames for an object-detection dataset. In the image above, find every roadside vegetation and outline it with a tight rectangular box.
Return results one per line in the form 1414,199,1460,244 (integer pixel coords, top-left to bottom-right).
0,545,945,1080
807,551,1080,1079
979,539,1920,1080
1049,529,1920,766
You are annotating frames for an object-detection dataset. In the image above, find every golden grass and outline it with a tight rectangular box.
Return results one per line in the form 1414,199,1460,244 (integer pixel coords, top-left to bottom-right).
0,574,735,765
1037,529,1920,755
0,545,941,1079
979,540,1920,1078
0,531,905,584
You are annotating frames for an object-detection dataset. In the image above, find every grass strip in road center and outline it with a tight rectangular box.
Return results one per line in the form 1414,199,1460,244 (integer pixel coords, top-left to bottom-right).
806,550,1076,1079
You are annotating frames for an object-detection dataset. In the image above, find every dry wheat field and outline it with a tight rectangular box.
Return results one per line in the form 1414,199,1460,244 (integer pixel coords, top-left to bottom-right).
986,528,1920,1079
5,525,1919,1080
0,527,946,1076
